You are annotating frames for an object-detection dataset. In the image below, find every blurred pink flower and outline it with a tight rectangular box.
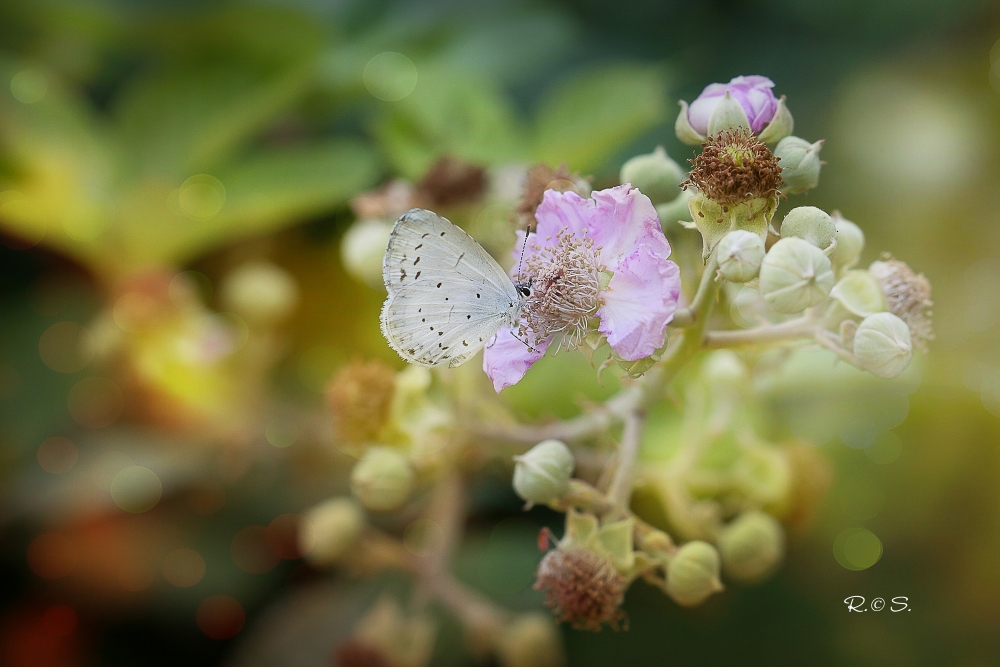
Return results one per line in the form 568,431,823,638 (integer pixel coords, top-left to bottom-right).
688,75,779,134
484,185,680,391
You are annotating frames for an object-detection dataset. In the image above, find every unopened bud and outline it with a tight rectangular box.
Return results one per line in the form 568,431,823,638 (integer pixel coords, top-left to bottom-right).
350,446,415,512
666,540,723,607
853,312,912,379
300,497,365,567
830,270,885,318
702,350,749,388
342,219,392,289
496,613,566,667
620,146,684,206
220,261,299,324
759,237,834,313
718,511,785,583
774,136,823,194
780,206,836,250
655,189,694,230
513,440,575,505
707,92,752,136
716,230,765,282
830,212,865,273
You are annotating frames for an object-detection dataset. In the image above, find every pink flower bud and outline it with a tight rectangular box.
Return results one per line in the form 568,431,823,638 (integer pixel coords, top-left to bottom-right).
688,76,780,135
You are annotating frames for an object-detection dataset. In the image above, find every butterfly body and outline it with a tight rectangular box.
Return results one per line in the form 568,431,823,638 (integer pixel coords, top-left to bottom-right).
380,208,525,368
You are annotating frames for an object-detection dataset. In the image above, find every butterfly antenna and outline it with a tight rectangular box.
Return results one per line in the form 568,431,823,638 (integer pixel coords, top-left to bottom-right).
516,224,531,286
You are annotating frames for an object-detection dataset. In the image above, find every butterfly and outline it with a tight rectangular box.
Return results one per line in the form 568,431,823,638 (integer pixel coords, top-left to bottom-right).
380,208,530,368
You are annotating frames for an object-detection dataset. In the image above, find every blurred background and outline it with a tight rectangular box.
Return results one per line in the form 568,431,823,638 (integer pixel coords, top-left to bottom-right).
2,0,1000,665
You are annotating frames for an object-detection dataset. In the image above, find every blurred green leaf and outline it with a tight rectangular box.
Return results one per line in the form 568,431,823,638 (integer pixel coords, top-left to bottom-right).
114,64,314,180
127,139,381,269
534,62,669,172
372,66,527,178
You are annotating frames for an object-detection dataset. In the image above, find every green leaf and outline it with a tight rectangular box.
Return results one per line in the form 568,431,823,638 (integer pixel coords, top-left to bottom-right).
113,63,313,181
372,66,527,178
534,63,669,172
141,140,382,267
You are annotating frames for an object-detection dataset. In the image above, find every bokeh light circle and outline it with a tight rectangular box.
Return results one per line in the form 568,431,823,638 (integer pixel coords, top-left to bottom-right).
38,321,94,373
37,436,78,474
231,526,279,574
42,605,77,637
834,527,883,571
10,69,48,103
179,174,226,220
265,514,304,560
196,595,245,640
110,466,162,513
363,52,418,101
163,548,206,587
27,533,77,579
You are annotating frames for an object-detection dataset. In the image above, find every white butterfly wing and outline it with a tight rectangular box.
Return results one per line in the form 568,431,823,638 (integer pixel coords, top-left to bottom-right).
380,209,521,368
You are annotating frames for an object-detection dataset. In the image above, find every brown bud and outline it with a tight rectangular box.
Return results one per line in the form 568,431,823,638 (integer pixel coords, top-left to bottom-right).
534,548,626,631
326,359,396,446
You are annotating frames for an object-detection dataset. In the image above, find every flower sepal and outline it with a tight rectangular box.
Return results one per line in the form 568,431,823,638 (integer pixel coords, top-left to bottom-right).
675,100,706,145
688,191,778,261
757,96,794,144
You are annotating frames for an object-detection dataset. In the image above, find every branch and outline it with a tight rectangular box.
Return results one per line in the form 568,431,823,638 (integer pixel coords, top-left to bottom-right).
702,316,817,349
606,409,646,514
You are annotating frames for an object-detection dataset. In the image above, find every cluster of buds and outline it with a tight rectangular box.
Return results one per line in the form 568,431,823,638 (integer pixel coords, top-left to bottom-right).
325,361,454,512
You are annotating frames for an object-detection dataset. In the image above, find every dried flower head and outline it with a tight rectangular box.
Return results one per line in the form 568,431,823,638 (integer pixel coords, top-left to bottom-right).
869,257,933,352
518,163,589,226
682,127,783,205
416,156,487,208
335,639,393,667
326,359,397,444
351,180,419,221
534,548,627,631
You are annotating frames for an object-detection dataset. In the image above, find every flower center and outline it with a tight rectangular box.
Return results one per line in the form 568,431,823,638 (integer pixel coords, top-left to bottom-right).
521,228,600,349
682,127,783,205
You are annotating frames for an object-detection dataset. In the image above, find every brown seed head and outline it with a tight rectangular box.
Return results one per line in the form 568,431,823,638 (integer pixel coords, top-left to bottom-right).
682,127,783,205
870,257,934,352
417,156,487,208
534,548,627,631
518,164,589,226
326,359,397,445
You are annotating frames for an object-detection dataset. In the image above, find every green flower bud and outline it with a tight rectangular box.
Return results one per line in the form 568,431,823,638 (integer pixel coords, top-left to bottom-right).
350,446,415,512
220,261,299,325
300,497,365,567
707,92,752,136
718,511,785,583
620,146,684,206
757,97,794,144
702,350,749,388
830,270,886,317
496,613,566,667
341,218,392,289
759,237,834,314
774,136,823,194
780,206,836,250
853,312,912,379
716,230,766,283
675,100,706,146
513,439,574,505
666,540,724,607
830,212,865,273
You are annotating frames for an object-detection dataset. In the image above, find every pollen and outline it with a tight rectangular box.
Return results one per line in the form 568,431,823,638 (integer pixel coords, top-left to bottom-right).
521,228,600,350
682,127,783,204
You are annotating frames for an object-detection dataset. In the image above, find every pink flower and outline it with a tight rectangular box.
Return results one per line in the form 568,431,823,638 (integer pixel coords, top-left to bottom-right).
484,185,681,392
687,76,779,134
